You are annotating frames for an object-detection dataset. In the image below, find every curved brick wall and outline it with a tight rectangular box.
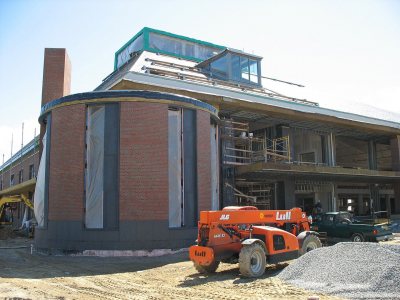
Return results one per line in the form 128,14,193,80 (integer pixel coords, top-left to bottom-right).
35,91,218,252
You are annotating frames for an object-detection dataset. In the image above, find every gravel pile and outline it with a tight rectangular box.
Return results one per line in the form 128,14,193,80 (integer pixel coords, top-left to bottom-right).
278,242,400,299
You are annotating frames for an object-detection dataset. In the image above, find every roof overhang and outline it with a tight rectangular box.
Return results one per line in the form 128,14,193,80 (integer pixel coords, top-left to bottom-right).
100,71,400,137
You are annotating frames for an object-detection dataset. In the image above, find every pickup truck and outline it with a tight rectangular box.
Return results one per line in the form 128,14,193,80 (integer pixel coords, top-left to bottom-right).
311,211,395,243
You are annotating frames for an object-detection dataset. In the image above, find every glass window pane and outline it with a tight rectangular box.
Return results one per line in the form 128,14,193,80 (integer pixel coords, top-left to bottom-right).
196,45,220,60
185,43,195,57
249,60,258,75
249,60,258,83
117,34,143,68
127,34,143,54
231,55,241,81
149,33,183,56
210,55,228,78
149,32,221,61
241,57,249,81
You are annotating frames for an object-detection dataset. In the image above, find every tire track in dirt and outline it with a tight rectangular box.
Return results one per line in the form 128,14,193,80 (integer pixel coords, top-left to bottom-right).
0,239,342,300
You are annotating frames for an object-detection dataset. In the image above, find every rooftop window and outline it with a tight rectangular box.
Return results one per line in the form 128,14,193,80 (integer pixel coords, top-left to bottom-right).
115,27,225,69
197,49,262,87
115,34,144,69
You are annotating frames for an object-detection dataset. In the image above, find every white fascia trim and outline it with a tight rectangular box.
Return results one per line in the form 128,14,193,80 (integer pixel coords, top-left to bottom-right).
109,71,400,130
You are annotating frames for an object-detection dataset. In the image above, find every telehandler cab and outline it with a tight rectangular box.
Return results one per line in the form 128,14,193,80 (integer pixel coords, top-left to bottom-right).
189,206,321,277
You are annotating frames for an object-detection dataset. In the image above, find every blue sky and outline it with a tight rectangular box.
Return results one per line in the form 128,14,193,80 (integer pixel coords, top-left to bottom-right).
1,0,400,161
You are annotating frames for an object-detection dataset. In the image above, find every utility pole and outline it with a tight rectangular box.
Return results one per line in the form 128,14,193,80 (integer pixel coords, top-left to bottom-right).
20,122,24,183
21,122,24,159
33,128,37,177
9,133,13,186
1,154,4,190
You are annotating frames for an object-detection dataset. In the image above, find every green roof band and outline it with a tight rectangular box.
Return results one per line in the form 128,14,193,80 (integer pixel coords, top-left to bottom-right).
114,27,226,70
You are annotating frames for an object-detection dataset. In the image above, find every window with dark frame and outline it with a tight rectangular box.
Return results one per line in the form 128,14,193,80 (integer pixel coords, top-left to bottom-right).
273,234,286,251
29,164,35,179
18,169,23,183
300,152,316,163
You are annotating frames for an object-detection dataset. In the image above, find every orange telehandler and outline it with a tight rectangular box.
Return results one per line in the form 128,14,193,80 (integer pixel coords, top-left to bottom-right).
189,206,322,277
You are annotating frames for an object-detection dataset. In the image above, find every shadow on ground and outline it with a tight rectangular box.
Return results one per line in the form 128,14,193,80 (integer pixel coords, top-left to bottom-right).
0,237,188,280
178,262,288,287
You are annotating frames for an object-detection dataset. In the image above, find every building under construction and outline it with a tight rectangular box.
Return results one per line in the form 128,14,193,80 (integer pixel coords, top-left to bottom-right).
0,27,399,251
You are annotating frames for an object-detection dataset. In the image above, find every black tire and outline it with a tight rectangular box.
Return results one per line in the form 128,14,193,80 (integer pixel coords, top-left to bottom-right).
299,234,322,256
239,243,266,278
351,233,364,242
194,260,220,274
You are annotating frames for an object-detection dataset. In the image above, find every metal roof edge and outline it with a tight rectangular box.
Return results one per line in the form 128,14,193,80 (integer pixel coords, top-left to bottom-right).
39,90,219,120
120,72,400,131
0,136,39,172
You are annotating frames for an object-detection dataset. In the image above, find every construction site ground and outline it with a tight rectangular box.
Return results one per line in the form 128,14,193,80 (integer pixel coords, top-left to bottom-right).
1,234,399,300
0,237,347,300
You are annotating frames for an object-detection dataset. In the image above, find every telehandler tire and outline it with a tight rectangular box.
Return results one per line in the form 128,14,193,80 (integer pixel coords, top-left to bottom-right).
299,234,322,255
239,243,266,277
194,260,220,274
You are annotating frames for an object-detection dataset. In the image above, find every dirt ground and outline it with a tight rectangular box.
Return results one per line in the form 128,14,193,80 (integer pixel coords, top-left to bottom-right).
0,236,345,300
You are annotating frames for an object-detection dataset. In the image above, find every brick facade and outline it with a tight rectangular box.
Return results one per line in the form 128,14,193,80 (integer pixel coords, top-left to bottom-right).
197,110,212,212
119,102,169,221
48,105,85,221
41,48,71,106
0,150,39,191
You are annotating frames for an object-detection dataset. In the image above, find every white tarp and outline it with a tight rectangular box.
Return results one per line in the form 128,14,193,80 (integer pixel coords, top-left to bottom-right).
85,106,105,229
168,109,183,227
210,124,219,210
33,131,47,227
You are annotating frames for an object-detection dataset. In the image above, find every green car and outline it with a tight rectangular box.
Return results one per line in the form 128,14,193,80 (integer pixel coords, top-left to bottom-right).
311,212,395,243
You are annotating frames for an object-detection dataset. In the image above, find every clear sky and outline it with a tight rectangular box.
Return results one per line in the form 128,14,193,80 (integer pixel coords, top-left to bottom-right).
1,0,400,162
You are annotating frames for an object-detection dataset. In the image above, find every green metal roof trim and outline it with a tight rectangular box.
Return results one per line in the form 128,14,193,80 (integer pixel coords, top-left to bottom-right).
114,27,226,70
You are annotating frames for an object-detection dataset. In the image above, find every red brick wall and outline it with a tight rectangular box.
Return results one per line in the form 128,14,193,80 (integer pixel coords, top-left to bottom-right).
0,150,39,190
41,48,71,106
197,110,212,212
119,102,169,221
48,105,85,221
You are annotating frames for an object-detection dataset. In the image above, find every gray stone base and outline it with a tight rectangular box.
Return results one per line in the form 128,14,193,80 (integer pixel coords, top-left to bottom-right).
35,220,197,252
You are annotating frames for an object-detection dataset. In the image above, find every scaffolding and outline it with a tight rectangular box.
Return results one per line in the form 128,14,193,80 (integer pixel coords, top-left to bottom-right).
252,136,291,163
227,181,274,210
220,119,255,165
220,119,291,165
220,118,290,209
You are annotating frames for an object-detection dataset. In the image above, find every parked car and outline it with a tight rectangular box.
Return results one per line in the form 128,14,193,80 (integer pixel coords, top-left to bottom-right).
311,211,395,242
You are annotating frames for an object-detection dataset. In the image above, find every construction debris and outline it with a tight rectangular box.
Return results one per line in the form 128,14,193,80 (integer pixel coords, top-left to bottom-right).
0,226,16,240
278,242,400,299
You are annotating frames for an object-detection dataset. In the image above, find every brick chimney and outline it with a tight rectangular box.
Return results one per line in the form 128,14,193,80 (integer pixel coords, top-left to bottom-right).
40,48,71,153
41,48,71,106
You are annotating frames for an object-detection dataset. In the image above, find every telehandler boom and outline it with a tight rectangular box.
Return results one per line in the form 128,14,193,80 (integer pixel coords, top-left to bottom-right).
189,206,321,277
